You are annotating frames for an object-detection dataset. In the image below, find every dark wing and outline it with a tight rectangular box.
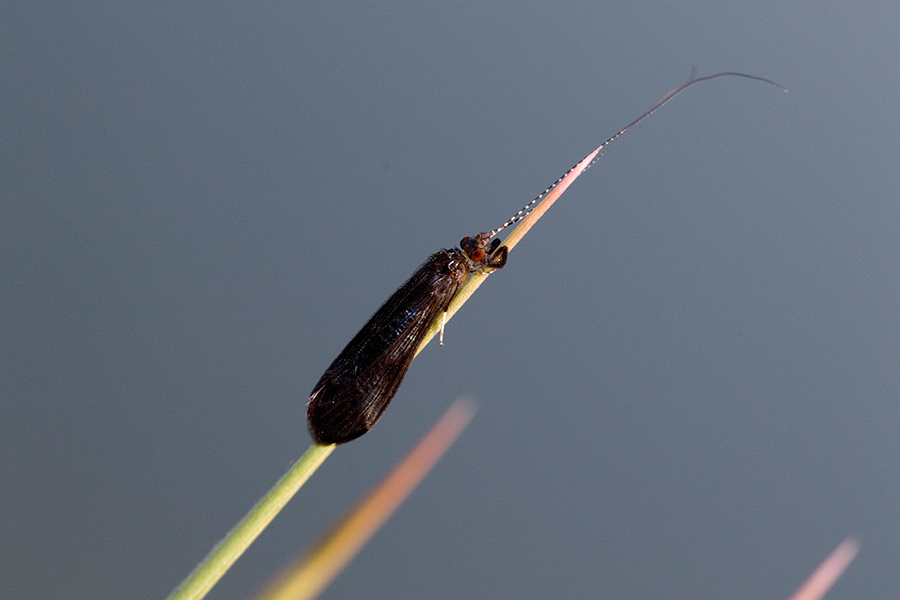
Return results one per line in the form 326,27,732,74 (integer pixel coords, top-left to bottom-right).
307,249,466,444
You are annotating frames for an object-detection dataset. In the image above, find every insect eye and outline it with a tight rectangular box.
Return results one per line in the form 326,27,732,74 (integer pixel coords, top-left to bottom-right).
470,249,485,261
459,236,478,258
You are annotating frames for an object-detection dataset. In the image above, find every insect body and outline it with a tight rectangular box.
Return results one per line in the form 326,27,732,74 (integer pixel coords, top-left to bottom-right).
307,70,785,445
308,234,505,444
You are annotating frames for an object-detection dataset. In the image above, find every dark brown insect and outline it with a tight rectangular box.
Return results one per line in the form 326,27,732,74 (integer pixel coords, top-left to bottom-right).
307,234,505,445
307,70,785,445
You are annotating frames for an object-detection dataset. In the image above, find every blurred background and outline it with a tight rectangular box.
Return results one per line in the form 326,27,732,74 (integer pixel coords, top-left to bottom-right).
2,3,898,599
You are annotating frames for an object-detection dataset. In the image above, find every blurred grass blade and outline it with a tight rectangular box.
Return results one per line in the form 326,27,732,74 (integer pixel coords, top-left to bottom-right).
166,443,335,600
252,398,477,600
787,537,860,600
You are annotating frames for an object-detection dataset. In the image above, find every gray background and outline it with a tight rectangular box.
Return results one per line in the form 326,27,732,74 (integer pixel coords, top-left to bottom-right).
3,3,898,599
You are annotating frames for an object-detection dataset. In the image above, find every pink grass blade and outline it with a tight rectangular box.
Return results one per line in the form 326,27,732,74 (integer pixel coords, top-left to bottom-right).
787,537,860,600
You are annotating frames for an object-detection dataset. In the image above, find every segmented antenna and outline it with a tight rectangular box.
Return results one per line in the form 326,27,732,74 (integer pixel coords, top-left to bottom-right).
485,70,787,239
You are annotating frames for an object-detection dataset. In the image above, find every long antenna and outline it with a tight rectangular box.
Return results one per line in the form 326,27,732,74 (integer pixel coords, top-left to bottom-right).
486,70,787,238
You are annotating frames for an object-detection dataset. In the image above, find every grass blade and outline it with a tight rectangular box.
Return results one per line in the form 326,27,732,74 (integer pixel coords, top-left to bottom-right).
787,537,860,600
166,444,335,600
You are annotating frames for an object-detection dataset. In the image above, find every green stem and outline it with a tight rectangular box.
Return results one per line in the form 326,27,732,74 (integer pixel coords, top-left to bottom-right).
166,443,335,600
